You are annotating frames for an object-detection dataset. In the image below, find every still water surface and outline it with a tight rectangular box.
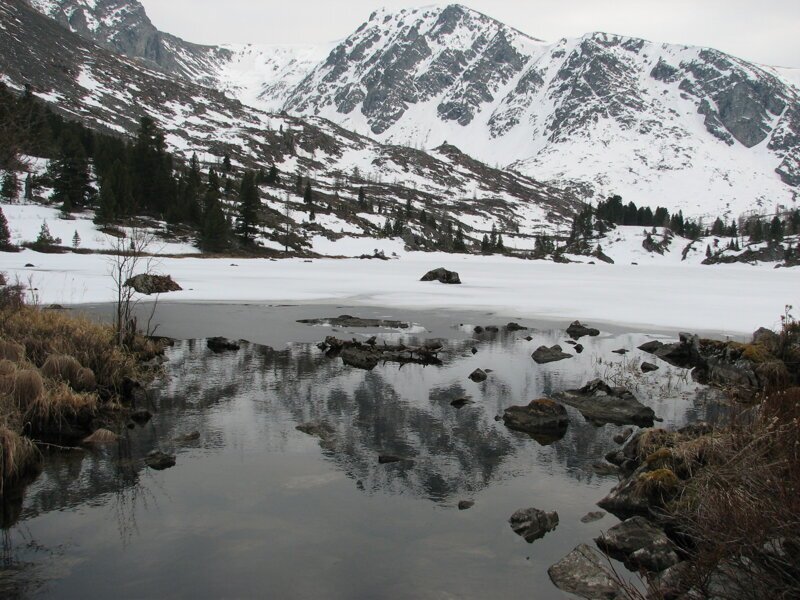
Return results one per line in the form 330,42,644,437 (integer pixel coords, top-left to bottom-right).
1,305,724,599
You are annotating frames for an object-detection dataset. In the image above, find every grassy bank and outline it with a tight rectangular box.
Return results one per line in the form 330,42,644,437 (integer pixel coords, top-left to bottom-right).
0,277,163,493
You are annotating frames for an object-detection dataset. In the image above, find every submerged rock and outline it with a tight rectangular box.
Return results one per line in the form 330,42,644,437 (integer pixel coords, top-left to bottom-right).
297,315,410,329
420,267,461,284
502,399,568,439
130,409,153,425
581,511,606,524
145,451,176,471
548,543,621,599
509,507,559,543
458,500,475,510
450,397,472,409
554,379,656,426
505,322,527,332
175,431,201,443
532,345,573,364
566,321,601,340
595,516,680,573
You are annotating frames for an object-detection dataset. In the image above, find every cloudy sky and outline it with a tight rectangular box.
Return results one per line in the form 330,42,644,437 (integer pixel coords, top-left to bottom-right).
138,0,799,68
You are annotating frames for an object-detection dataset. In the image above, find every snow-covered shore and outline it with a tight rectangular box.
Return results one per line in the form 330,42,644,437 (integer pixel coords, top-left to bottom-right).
1,247,795,337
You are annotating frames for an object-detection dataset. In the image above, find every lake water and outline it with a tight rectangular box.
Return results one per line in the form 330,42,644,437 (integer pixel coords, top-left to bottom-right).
1,305,725,599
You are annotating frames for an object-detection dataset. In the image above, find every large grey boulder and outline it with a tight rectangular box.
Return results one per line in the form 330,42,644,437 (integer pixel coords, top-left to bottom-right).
548,544,621,599
554,379,656,426
124,273,182,295
595,516,680,573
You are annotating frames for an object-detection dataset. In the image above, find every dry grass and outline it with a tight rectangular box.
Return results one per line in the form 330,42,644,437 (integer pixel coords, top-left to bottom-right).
0,425,41,493
664,387,800,599
1,305,161,392
11,369,44,410
0,338,25,363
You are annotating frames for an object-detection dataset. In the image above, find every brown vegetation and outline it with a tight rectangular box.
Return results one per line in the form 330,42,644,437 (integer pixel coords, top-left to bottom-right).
0,276,165,491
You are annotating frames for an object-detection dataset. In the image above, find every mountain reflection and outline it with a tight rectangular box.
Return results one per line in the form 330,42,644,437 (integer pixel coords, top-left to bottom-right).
6,327,721,532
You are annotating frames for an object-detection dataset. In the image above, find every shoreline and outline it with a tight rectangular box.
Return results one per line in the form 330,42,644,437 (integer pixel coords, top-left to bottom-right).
3,248,794,338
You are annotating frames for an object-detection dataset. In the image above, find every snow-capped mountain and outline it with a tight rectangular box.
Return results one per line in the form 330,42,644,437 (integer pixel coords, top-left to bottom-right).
283,5,800,220
2,0,579,248
17,0,800,222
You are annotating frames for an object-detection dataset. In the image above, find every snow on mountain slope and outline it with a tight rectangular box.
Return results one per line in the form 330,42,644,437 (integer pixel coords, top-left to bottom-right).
284,5,800,221
213,43,332,112
1,0,580,247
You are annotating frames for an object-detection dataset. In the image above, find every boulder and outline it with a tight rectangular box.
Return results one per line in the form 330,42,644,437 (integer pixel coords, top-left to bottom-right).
595,516,680,573
547,544,621,599
340,347,379,370
554,379,656,426
207,337,241,353
638,340,665,353
124,274,182,295
175,431,201,443
145,450,176,471
575,343,584,354
509,507,559,543
532,345,573,364
458,500,474,511
505,322,527,332
420,267,461,284
567,321,601,340
641,362,659,373
296,422,335,441
469,369,488,383
379,454,408,464
502,399,569,439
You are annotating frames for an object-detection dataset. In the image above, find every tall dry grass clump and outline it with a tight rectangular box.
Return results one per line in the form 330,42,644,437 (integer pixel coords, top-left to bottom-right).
666,387,800,599
0,426,41,493
11,369,44,410
40,354,97,392
0,338,25,363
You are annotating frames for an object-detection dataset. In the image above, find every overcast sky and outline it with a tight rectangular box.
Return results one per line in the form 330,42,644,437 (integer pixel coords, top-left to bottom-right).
138,0,799,68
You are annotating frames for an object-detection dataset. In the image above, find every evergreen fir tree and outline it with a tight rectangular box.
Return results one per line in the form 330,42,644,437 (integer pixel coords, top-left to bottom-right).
34,221,60,247
50,129,92,213
236,171,260,242
358,187,366,209
296,174,304,195
24,173,33,200
481,234,491,253
265,165,279,186
200,200,229,252
489,224,497,250
1,172,19,201
770,216,784,242
222,153,232,173
705,244,712,258
453,226,466,253
0,207,12,250
304,181,313,205
382,218,392,237
72,230,81,248
496,233,504,251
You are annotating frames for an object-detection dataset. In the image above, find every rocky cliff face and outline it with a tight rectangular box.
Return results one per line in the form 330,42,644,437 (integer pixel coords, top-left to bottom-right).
282,5,800,219
2,0,579,246
18,0,800,220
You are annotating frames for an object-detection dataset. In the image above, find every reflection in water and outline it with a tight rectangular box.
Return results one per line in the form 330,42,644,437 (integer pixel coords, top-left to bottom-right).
1,322,724,599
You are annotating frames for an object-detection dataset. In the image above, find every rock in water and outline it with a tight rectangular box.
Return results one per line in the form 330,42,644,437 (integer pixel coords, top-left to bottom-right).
641,362,659,373
130,409,153,425
509,507,559,543
502,399,568,438
124,274,182,295
532,345,573,364
581,511,606,524
554,379,656,426
566,321,601,340
420,267,461,284
145,451,176,470
207,337,241,353
469,368,488,382
595,516,680,573
548,544,621,599
458,500,474,510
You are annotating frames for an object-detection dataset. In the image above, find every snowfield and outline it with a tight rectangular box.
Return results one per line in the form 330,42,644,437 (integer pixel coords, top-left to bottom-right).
1,248,795,338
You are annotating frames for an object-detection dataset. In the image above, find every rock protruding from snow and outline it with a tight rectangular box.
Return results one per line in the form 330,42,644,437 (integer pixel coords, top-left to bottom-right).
420,267,462,284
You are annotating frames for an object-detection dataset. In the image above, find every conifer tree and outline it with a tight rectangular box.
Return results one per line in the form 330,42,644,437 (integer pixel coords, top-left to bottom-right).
770,216,784,242
72,230,81,248
200,200,229,252
0,207,12,250
222,153,232,173
236,171,260,242
1,171,19,201
34,221,60,248
265,165,279,186
358,187,366,209
24,173,33,200
50,130,92,213
304,181,313,205
481,234,491,253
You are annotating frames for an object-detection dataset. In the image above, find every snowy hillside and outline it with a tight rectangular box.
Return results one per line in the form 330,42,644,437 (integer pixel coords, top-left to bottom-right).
16,0,800,226
284,5,800,221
